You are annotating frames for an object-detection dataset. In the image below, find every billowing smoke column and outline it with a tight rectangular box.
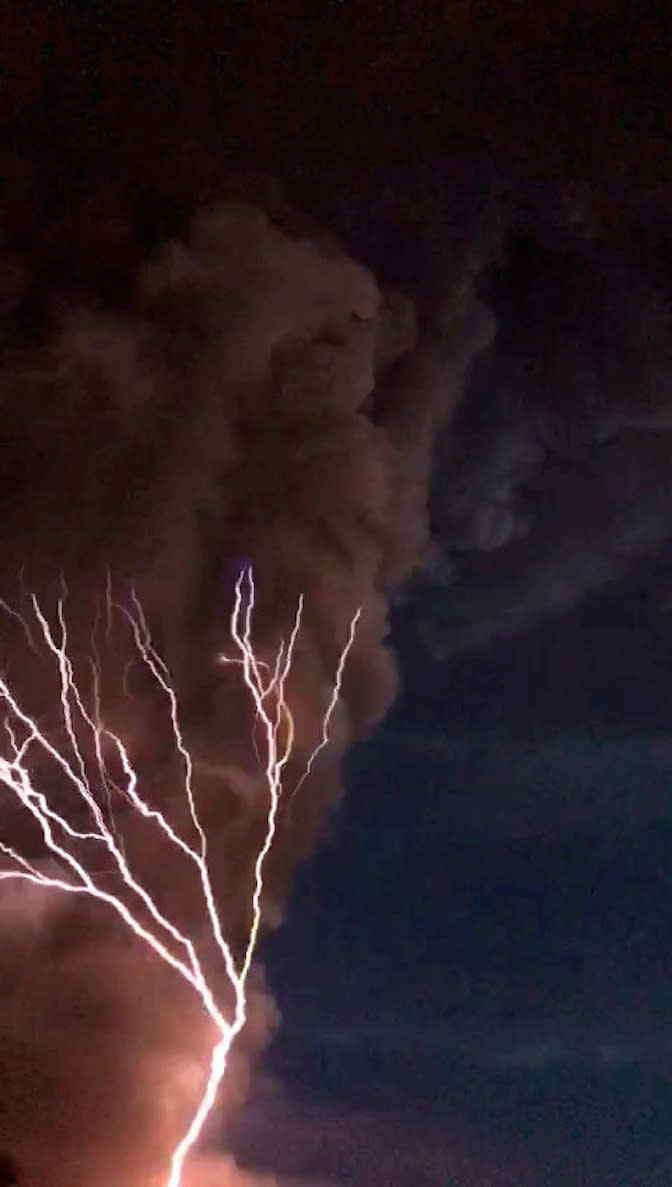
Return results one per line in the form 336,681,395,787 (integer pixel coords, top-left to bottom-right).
0,199,494,1184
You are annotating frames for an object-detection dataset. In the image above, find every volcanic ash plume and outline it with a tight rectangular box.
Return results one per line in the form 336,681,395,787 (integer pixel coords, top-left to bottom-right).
422,226,672,654
0,199,493,1185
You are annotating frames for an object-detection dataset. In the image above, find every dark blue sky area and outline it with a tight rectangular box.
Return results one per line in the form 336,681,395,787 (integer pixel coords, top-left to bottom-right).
250,558,672,1185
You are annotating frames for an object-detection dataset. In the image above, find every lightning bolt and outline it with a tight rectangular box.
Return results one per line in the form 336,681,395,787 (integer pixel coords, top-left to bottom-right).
0,567,360,1186
289,606,361,804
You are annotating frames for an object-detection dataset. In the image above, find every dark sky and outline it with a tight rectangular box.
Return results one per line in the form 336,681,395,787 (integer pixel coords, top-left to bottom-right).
2,1,671,201
2,4,672,1186
251,560,672,1185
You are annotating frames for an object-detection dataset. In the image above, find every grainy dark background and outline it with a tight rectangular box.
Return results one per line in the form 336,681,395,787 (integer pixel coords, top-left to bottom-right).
3,4,672,1184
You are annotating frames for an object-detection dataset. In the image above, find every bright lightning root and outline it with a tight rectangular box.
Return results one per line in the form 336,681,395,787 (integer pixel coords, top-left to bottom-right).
0,568,359,1187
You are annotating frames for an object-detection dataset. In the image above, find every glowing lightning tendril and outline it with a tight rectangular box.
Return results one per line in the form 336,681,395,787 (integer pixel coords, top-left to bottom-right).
0,567,360,1186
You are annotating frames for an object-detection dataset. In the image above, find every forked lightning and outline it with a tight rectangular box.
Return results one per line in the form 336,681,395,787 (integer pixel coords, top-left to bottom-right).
0,567,359,1186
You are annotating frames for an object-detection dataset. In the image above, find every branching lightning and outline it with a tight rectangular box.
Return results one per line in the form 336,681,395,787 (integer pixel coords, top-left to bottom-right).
0,567,360,1186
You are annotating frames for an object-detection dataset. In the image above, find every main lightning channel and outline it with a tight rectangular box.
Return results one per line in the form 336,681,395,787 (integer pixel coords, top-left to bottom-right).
0,568,360,1186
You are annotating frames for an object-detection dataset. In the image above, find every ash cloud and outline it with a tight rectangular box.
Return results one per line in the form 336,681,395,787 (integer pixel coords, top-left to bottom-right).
0,193,493,1183
418,210,672,655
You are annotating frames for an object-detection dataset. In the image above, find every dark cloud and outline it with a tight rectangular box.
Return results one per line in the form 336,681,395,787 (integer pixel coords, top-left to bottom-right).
418,219,672,655
230,1079,536,1187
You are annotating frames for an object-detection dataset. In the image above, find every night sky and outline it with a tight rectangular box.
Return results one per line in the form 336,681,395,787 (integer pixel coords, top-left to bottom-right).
250,561,672,1184
2,4,672,1186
